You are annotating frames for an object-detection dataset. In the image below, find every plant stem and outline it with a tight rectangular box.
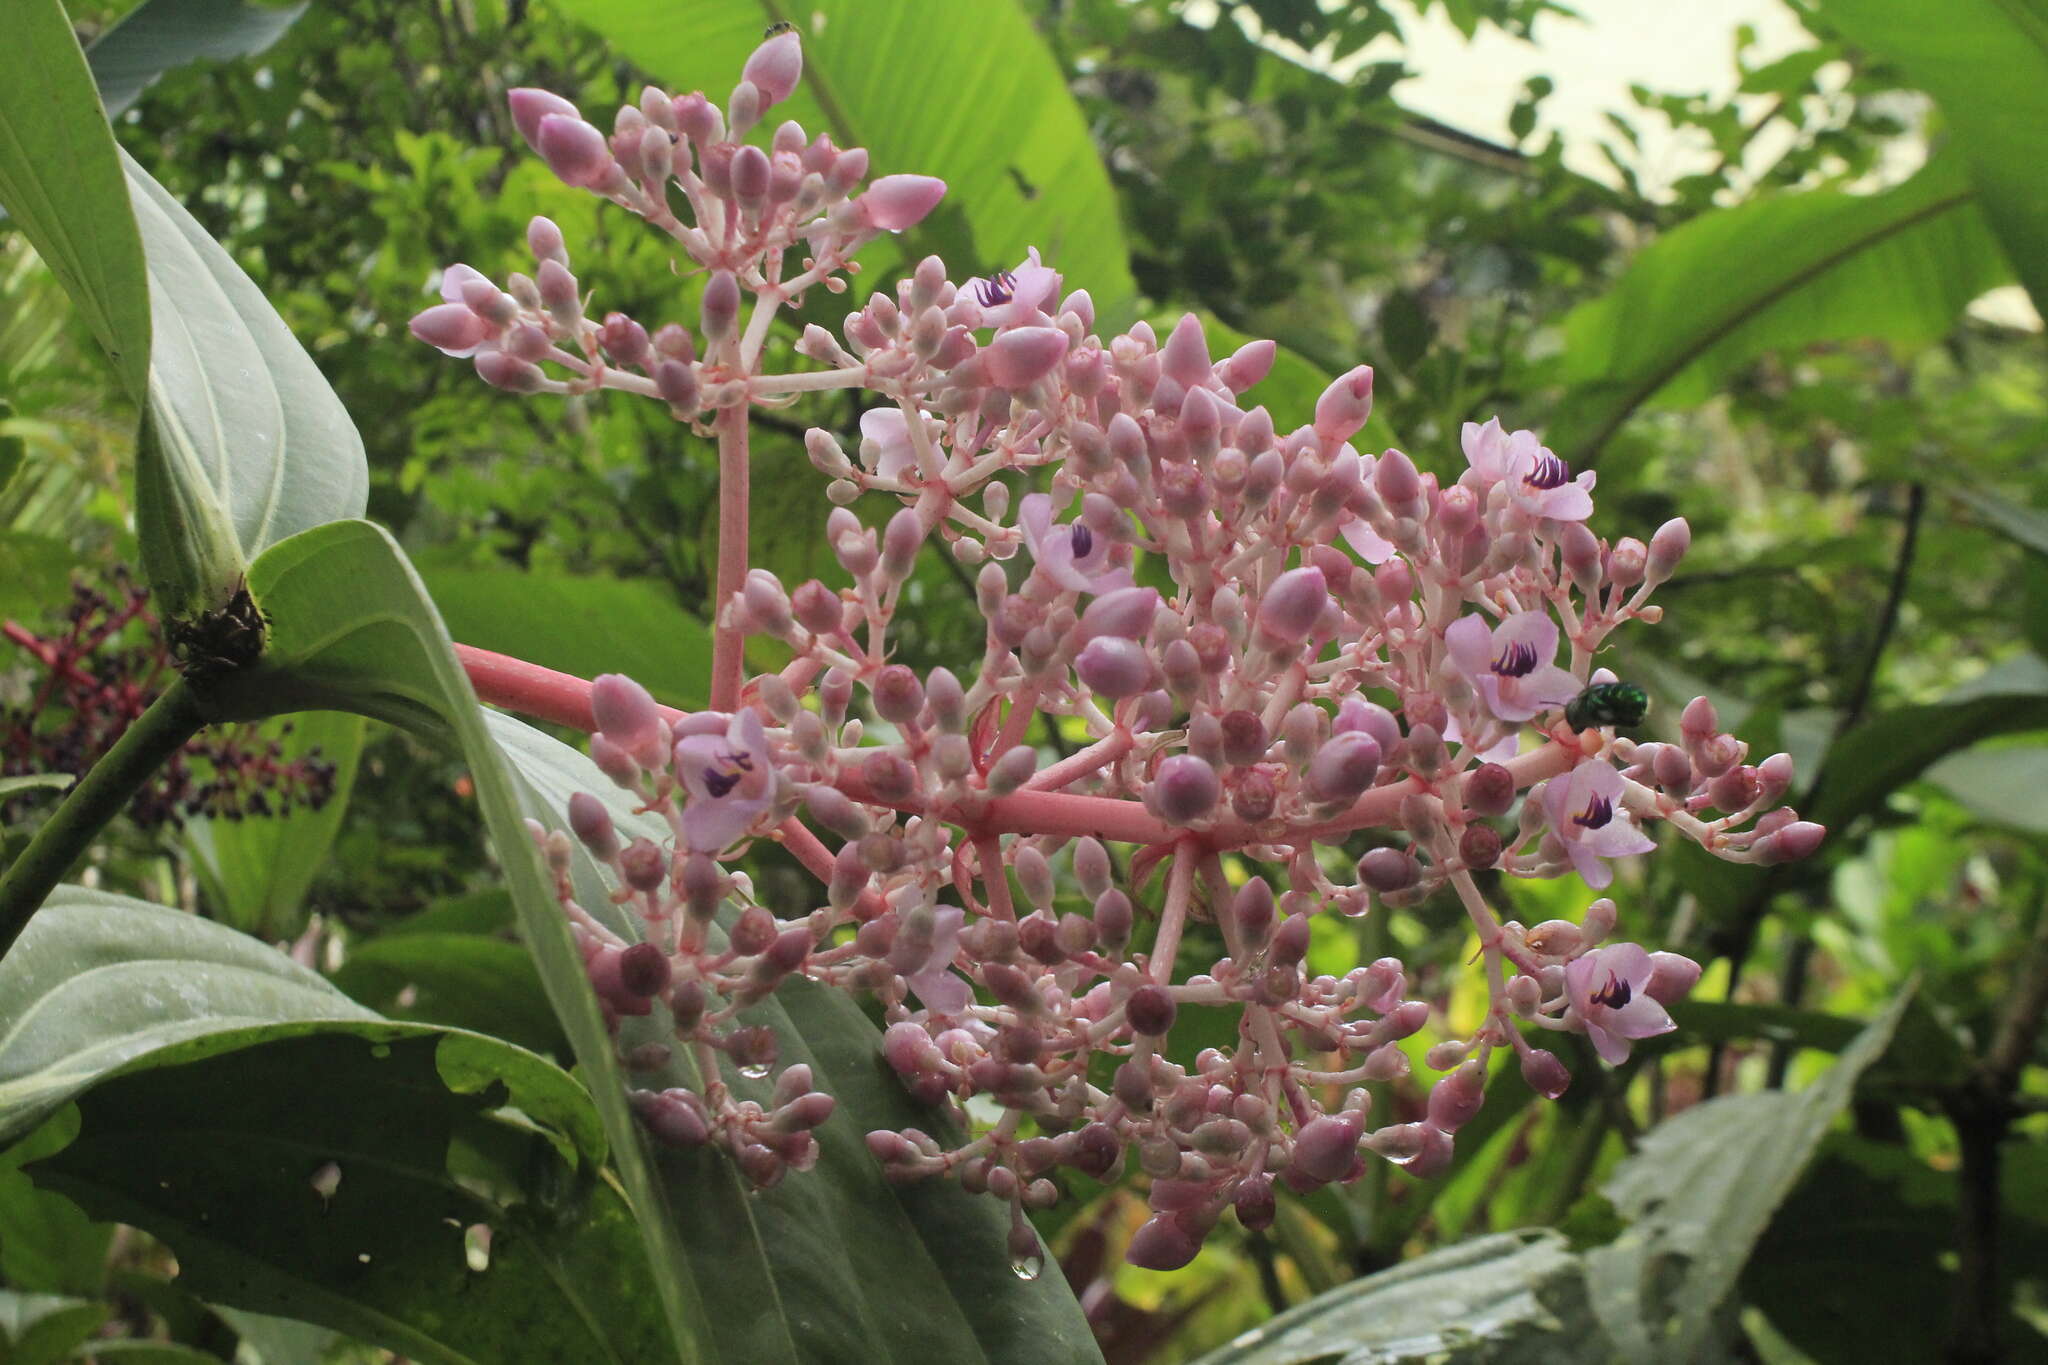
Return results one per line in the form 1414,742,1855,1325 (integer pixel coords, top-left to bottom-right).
710,402,750,712
0,678,207,959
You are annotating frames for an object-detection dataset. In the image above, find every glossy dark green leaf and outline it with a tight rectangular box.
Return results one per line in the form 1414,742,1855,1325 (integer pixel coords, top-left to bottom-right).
1923,744,2048,833
0,1,151,397
182,710,365,938
0,888,660,1365
554,0,1137,324
331,931,564,1057
1818,0,2048,315
1552,157,2008,461
87,0,308,119
419,567,711,709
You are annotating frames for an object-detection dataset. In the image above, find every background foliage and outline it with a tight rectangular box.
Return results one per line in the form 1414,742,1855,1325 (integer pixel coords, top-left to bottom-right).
2,0,2045,1361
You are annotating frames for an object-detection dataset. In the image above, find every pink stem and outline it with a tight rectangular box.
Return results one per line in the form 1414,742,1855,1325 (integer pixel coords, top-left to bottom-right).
710,403,750,712
1150,841,1197,984
1022,729,1134,792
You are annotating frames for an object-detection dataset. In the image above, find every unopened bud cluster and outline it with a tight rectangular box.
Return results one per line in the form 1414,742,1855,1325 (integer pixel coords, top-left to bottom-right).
425,30,1819,1271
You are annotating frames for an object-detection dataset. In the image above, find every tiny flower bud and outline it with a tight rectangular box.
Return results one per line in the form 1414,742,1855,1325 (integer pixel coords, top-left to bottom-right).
1463,762,1515,817
1256,567,1328,646
1076,636,1153,699
1521,1049,1571,1100
567,791,619,859
1307,732,1382,803
1126,984,1178,1036
536,113,612,187
1313,365,1374,443
742,28,803,107
855,174,948,232
1358,847,1419,893
1152,755,1220,824
1291,1114,1362,1184
701,271,741,345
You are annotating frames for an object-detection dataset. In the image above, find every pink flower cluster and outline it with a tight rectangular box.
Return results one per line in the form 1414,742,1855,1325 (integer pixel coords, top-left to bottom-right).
422,28,1822,1273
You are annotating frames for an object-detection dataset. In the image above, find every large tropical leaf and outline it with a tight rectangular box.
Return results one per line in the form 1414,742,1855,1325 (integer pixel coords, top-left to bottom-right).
86,0,309,120
124,149,370,619
0,1,151,397
552,0,1137,324
1818,0,2048,316
0,888,665,1365
1551,156,2009,461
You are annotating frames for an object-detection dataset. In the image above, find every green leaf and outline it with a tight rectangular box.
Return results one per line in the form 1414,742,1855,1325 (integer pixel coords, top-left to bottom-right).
1951,485,2048,559
182,711,365,937
1187,1228,1607,1364
0,774,75,802
221,518,1097,1362
0,889,662,1365
1811,663,2048,831
87,0,308,119
1552,157,2009,461
331,931,565,1057
1582,987,1914,1359
1923,743,2048,833
1818,0,2048,316
123,150,370,619
419,567,712,709
0,1,151,397
0,1290,106,1365
553,0,1137,323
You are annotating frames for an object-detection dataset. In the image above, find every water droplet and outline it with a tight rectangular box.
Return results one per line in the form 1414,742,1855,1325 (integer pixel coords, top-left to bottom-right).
309,1161,342,1203
738,1062,770,1079
464,1223,493,1273
1009,1253,1043,1281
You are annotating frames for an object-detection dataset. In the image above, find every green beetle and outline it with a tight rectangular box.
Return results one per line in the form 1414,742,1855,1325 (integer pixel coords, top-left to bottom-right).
1564,681,1649,732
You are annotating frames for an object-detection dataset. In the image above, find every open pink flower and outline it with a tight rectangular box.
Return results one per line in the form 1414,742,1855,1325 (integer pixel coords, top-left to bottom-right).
1564,942,1676,1063
410,264,501,357
675,708,774,853
858,407,919,480
955,248,1061,331
904,906,971,1014
1019,493,1134,595
1445,611,1580,724
1542,761,1656,889
1461,418,1594,522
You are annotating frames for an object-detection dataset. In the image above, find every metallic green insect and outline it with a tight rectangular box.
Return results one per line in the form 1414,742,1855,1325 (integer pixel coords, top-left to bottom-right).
1564,681,1649,732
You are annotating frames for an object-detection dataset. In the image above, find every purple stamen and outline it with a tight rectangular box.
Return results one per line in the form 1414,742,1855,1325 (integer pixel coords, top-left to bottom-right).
1524,452,1571,491
1590,972,1631,1009
1069,523,1095,560
1573,795,1614,830
701,749,754,799
974,269,1017,309
1491,641,1539,678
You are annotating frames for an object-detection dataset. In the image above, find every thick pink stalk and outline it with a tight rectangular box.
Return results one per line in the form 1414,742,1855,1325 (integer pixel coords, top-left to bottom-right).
710,403,750,712
1151,842,1197,983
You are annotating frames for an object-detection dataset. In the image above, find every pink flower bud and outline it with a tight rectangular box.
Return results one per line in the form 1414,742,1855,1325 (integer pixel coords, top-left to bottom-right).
410,303,490,355
567,791,618,859
1267,912,1311,970
861,751,918,803
1307,732,1382,803
475,351,545,392
880,506,925,583
743,28,803,107
1152,755,1220,824
619,942,672,998
1126,984,1178,1036
730,143,771,211
985,326,1069,389
1647,517,1691,583
870,664,923,726
1520,1048,1571,1099
508,87,579,150
1313,365,1374,443
1218,339,1275,394
1358,847,1419,893
1609,537,1647,588
701,270,741,344
1559,521,1603,596
1755,820,1826,864
1291,1113,1363,1184
1463,762,1515,817
632,1088,711,1147
526,215,567,266
1093,889,1133,948
592,674,667,765
1426,1061,1486,1133
1374,448,1421,509
1681,695,1719,742
1582,897,1617,945
1160,313,1212,386
1076,636,1153,699
988,744,1039,795
1078,586,1159,642
537,113,612,187
1757,752,1795,803
1126,1214,1202,1271
1257,566,1328,646
856,174,947,231
1458,823,1501,870
1651,743,1695,792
